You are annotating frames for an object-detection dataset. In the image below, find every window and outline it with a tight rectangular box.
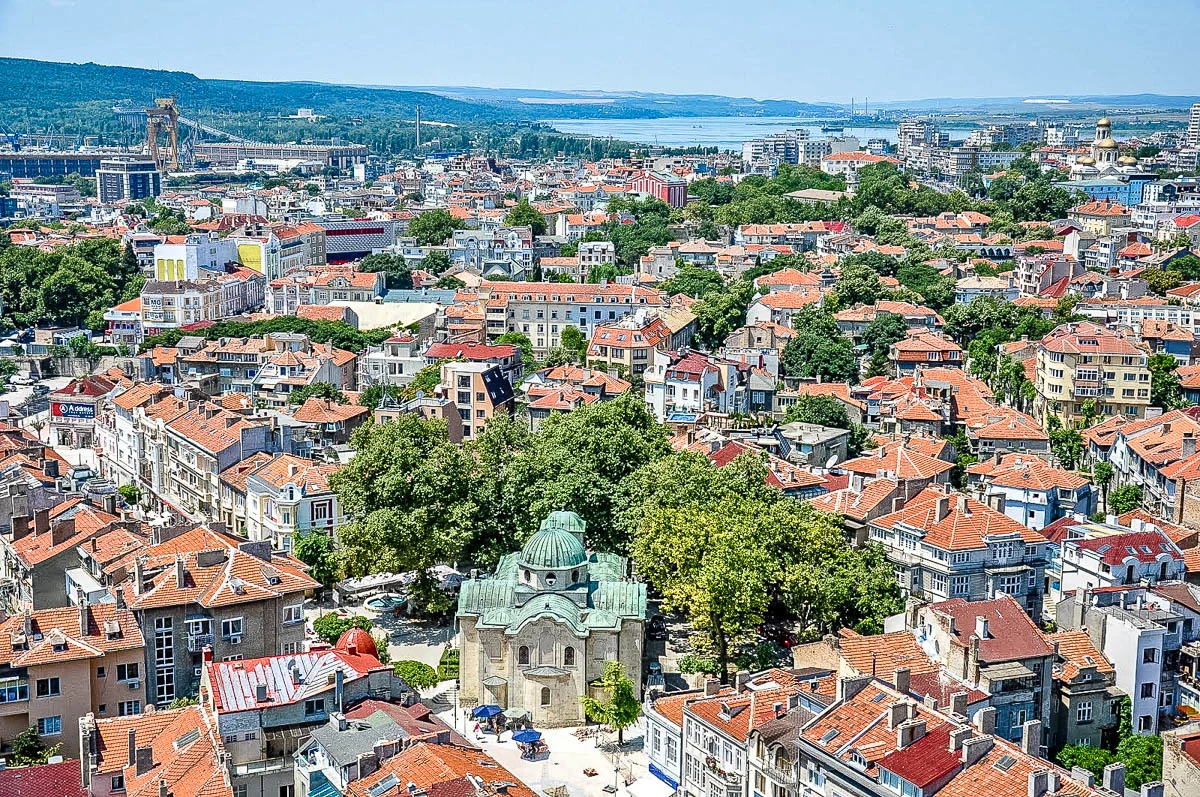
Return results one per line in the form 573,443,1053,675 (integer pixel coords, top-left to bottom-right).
999,575,1022,595
35,678,61,698
1138,715,1152,732
1140,683,1155,699
111,775,126,792
281,641,300,655
37,715,62,736
951,575,970,596
540,687,551,706
284,604,303,624
564,646,575,666
279,787,295,797
156,669,174,704
929,572,947,594
952,552,970,564
117,663,140,681
222,618,243,639
518,646,530,665
1077,701,1093,723
97,667,106,678
1143,648,1158,664
1011,709,1027,728
119,700,141,716
305,699,326,716
154,617,173,667
234,787,248,797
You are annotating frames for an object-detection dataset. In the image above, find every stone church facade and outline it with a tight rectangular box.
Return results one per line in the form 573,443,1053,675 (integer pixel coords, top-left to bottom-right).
456,511,647,726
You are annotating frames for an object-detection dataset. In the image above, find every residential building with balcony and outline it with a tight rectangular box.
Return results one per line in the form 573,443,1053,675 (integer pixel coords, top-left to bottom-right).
358,334,425,389
890,330,963,373
118,525,318,709
1057,527,1185,598
644,350,739,423
868,486,1050,617
1045,630,1121,751
1032,321,1151,426
1107,411,1200,522
439,361,515,441
965,454,1096,531
244,454,341,554
0,603,143,759
588,316,671,378
425,340,524,387
909,596,1056,749
199,634,409,797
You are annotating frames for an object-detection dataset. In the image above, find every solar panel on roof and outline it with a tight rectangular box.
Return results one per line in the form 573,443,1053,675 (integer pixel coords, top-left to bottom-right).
872,692,886,703
821,729,839,743
993,755,1017,772
370,774,400,797
173,728,201,750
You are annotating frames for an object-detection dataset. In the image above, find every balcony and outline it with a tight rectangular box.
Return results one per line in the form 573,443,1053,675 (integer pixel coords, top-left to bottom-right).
187,633,214,653
762,762,797,785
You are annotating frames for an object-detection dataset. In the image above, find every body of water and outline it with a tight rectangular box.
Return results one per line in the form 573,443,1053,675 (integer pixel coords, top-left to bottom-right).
542,116,980,151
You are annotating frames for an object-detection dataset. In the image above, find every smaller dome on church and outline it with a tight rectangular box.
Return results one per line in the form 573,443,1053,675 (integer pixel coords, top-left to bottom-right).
1097,117,1111,126
1097,138,1118,150
336,627,378,658
1118,155,1137,165
1077,156,1096,166
520,514,587,569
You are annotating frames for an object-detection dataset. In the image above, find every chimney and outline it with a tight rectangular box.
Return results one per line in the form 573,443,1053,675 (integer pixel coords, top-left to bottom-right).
974,706,996,735
1069,767,1094,787
127,729,137,768
34,508,50,536
175,556,186,588
893,667,911,696
133,558,145,596
948,725,972,752
1102,763,1125,794
950,691,968,717
705,678,721,697
956,494,969,515
889,700,908,730
1021,719,1041,756
1027,770,1049,797
975,616,989,640
960,735,994,766
44,458,59,478
50,517,75,546
79,593,88,637
1184,434,1197,460
255,683,268,703
135,746,154,777
1140,783,1164,797
896,718,926,750
159,781,168,797
734,670,751,692
934,495,950,523
12,515,30,540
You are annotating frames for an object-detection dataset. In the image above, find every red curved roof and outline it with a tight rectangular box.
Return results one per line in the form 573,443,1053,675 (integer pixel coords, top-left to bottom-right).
337,627,378,658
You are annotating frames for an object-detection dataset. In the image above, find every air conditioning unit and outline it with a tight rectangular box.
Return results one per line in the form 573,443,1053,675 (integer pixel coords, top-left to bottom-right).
193,667,202,678
229,635,242,645
129,679,140,690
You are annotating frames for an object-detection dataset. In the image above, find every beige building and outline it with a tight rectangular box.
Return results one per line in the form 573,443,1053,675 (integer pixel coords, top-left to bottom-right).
456,511,646,726
586,316,671,377
1033,321,1151,426
440,361,515,440
0,603,143,759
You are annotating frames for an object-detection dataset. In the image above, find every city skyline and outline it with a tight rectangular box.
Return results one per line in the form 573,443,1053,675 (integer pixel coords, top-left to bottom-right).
2,0,1198,103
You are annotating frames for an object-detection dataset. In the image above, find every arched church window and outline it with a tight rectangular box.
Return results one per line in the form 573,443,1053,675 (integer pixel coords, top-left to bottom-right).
541,687,551,706
518,645,529,665
564,646,575,666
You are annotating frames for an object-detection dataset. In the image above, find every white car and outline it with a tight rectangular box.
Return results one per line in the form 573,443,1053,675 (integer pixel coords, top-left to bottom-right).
9,375,36,386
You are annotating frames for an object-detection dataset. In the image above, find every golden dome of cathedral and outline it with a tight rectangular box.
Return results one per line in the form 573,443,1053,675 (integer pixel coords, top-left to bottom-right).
1097,138,1118,149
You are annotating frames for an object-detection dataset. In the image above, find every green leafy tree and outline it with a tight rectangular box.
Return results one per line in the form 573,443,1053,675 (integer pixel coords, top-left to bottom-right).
435,274,466,289
1148,352,1184,409
394,660,439,690
330,415,479,614
9,726,60,766
294,531,339,587
1115,734,1163,790
495,331,535,366
312,614,372,646
288,381,348,405
692,278,755,349
561,325,588,362
359,253,413,290
117,484,141,506
1093,461,1114,512
1048,423,1084,470
1109,484,1142,515
503,198,547,236
783,395,851,429
1143,268,1183,296
781,306,859,384
833,263,885,307
860,312,909,356
420,249,452,275
408,209,462,246
579,661,642,743
660,265,726,299
864,346,890,378
1055,745,1115,782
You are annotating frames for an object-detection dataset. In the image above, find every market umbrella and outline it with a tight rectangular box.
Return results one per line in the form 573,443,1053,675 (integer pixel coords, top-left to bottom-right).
512,729,542,744
472,704,503,718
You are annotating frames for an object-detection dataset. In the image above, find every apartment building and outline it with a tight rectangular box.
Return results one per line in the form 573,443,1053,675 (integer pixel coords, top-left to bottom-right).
199,641,408,797
119,525,318,707
153,233,238,282
140,279,224,335
868,486,1050,617
587,316,671,377
1067,200,1132,235
79,704,232,797
1106,410,1200,520
439,361,515,440
271,221,327,271
358,334,425,389
1032,321,1151,426
425,340,524,387
1045,630,1120,750
465,281,668,357
966,454,1095,531
172,333,357,404
0,603,143,759
244,453,341,553
890,330,963,373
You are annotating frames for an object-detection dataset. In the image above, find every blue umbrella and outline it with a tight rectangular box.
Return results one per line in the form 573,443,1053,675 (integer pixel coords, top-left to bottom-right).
512,729,542,743
472,704,503,718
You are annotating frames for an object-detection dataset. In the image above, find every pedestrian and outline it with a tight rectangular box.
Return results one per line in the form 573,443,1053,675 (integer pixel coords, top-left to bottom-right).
473,722,481,736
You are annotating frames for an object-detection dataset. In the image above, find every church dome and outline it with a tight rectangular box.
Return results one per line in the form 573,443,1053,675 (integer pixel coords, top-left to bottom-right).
1077,156,1096,165
336,627,378,658
520,512,587,569
1098,138,1118,150
1097,117,1111,126
1118,155,1137,165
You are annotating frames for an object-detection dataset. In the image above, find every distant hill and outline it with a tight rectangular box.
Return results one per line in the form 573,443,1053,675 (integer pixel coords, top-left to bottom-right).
0,57,519,126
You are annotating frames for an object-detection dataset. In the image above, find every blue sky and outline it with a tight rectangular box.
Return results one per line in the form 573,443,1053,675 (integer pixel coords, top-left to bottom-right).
1,0,1196,102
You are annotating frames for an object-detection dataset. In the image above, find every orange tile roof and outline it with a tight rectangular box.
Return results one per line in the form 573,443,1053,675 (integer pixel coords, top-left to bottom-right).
872,486,1044,549
347,743,537,797
842,446,954,481
0,603,142,667
92,706,231,797
837,629,938,676
1047,630,1113,683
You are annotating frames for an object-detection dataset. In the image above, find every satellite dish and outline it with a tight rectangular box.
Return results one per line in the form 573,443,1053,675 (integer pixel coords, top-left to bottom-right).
825,454,840,469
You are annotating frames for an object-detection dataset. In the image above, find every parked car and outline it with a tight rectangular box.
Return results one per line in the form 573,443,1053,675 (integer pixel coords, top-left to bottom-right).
32,384,50,395
10,375,35,386
647,614,668,641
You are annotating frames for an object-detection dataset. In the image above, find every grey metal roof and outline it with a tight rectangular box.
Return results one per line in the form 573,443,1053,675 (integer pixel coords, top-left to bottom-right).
306,711,409,767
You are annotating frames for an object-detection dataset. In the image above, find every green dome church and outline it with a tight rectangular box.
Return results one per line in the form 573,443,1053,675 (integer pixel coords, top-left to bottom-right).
456,511,647,726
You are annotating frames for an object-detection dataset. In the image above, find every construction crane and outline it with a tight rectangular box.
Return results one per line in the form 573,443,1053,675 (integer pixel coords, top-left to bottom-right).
146,97,181,171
